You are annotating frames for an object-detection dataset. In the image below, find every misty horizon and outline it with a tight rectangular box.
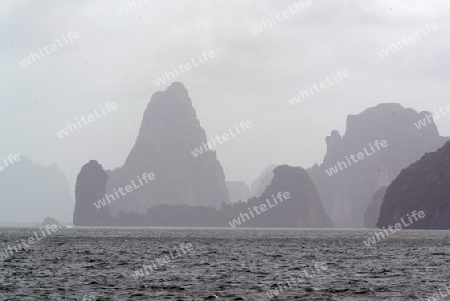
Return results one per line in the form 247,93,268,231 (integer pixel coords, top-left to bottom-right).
2,1,450,300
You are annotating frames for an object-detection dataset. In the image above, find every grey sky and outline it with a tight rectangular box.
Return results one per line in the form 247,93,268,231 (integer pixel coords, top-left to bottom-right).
1,0,450,193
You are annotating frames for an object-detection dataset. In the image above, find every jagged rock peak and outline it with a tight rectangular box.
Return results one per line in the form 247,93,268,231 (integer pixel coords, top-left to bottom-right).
149,81,192,109
308,103,448,227
325,130,342,151
344,103,440,139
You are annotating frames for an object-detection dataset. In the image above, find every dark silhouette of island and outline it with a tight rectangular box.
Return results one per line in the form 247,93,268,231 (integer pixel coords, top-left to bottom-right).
308,103,448,228
377,141,450,229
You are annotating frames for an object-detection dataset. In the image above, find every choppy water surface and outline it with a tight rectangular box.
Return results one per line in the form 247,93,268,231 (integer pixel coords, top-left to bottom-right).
0,228,450,300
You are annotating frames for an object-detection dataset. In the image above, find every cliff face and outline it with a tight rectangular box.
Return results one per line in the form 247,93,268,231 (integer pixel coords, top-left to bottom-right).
106,82,229,215
73,160,109,226
378,141,450,229
363,186,387,228
226,181,251,203
308,103,448,227
227,165,333,228
0,156,73,223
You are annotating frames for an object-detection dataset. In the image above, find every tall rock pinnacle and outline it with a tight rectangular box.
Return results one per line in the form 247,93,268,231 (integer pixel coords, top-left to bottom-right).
73,160,110,226
107,82,229,215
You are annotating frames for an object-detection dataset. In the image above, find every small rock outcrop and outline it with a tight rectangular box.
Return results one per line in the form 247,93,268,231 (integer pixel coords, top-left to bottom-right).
226,181,251,203
73,160,110,226
377,141,450,229
40,217,61,227
363,186,387,228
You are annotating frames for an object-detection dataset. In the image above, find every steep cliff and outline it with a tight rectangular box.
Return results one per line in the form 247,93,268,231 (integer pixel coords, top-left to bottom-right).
309,103,448,227
377,141,450,229
363,186,387,228
73,160,110,226
106,82,229,215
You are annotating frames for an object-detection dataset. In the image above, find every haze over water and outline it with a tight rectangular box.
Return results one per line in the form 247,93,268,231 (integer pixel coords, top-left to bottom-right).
2,0,450,300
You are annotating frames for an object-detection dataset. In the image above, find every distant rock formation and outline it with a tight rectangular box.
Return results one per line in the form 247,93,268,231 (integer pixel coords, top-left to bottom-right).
224,165,333,228
250,165,276,198
40,217,61,227
378,141,450,229
73,160,110,226
256,165,333,228
104,165,332,228
103,82,229,215
226,181,251,203
309,103,448,227
363,186,387,228
0,156,73,223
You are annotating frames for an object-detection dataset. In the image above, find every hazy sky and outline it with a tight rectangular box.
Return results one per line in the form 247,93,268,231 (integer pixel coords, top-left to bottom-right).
1,0,450,193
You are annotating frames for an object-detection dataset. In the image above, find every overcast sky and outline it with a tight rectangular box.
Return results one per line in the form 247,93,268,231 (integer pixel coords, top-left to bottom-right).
1,0,450,193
